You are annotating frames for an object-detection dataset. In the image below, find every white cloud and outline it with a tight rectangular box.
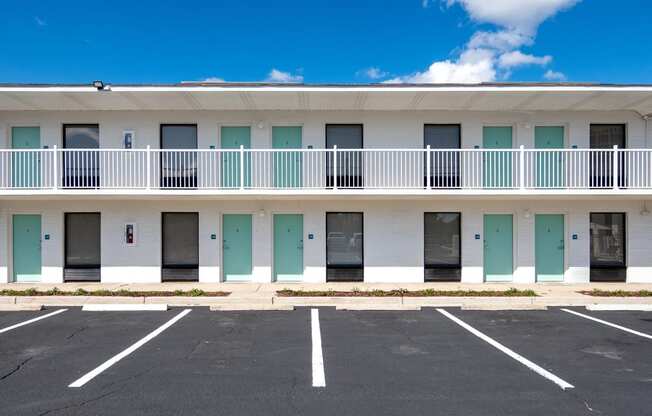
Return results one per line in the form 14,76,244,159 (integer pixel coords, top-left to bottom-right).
468,30,533,51
266,69,304,83
385,48,496,83
34,16,47,26
498,50,551,68
543,69,567,81
388,0,579,83
201,77,225,83
445,0,580,35
357,67,389,80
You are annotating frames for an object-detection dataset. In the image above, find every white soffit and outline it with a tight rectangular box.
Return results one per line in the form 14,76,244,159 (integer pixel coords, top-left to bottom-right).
0,85,651,113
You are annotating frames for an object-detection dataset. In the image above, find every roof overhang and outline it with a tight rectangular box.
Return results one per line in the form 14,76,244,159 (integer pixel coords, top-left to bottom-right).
1,83,652,114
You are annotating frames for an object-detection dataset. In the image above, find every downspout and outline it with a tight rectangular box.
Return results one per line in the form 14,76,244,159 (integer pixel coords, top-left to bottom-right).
644,114,650,148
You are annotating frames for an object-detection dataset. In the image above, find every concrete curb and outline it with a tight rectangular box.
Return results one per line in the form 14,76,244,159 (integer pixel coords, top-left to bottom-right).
1,294,652,311
82,304,168,311
0,304,43,311
586,304,652,311
209,304,295,311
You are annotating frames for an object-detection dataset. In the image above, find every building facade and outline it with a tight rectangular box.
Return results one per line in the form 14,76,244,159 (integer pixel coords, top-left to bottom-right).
1,83,651,284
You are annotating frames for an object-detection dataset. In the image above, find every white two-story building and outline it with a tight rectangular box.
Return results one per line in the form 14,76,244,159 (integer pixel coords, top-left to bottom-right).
1,82,651,285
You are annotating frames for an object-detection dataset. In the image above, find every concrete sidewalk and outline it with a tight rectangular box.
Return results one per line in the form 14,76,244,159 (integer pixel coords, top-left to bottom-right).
1,282,652,310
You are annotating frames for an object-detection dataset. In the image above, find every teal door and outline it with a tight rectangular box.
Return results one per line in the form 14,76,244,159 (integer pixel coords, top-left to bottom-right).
273,214,304,281
272,127,302,188
535,214,565,282
535,126,564,188
221,127,251,188
13,214,42,282
223,214,253,281
483,214,513,282
12,127,41,188
483,127,512,188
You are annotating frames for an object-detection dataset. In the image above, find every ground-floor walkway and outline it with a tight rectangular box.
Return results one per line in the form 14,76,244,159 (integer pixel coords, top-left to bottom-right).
2,282,652,310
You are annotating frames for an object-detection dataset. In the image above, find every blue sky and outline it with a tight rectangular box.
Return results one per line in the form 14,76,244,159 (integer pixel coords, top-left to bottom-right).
1,0,650,84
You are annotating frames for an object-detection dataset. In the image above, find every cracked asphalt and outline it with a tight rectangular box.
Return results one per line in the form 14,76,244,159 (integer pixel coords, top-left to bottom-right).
0,307,651,415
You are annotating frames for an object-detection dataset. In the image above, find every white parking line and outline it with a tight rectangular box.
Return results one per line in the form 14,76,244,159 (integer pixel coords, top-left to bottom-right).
311,308,326,388
69,308,192,388
0,309,67,334
561,308,652,340
437,308,574,390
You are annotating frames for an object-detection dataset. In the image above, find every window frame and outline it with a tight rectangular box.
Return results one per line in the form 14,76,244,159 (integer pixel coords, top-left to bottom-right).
424,212,462,281
325,211,364,281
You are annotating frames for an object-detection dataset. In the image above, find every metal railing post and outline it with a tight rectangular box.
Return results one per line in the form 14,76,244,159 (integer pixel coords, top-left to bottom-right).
333,145,338,190
519,145,525,190
426,145,431,189
146,145,151,190
52,145,58,190
612,144,619,190
239,145,245,190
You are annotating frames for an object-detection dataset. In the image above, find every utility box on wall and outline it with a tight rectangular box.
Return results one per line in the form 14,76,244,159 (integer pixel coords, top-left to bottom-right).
123,130,135,149
125,223,137,246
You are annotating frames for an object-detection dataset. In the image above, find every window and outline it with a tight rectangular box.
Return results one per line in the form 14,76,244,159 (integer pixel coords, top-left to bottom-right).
162,213,199,281
590,212,626,282
160,124,198,188
63,124,100,188
424,213,461,281
424,125,461,188
590,124,626,188
326,124,363,188
326,212,363,281
64,213,101,281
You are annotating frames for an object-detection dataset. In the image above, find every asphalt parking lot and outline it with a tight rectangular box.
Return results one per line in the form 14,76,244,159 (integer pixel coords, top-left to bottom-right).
1,307,651,415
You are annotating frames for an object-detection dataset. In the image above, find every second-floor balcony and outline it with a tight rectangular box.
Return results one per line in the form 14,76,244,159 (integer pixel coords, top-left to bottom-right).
0,147,649,196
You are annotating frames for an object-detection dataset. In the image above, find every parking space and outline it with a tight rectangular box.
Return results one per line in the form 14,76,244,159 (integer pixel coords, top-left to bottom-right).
317,308,584,415
0,308,185,415
564,308,652,337
0,307,651,415
452,307,652,415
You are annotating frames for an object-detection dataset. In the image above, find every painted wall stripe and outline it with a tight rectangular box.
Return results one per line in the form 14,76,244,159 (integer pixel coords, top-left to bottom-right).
69,308,191,388
437,308,574,390
0,309,67,334
311,308,326,388
561,308,652,340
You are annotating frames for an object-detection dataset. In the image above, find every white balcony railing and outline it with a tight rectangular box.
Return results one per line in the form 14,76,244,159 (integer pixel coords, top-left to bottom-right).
1,146,650,192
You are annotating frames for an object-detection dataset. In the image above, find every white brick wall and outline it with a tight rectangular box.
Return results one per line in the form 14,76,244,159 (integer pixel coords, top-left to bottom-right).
1,199,651,284
0,108,649,284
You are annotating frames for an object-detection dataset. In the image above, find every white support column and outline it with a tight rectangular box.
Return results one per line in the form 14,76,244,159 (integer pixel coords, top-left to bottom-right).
199,209,220,283
612,144,619,190
333,145,338,190
145,145,151,190
52,145,58,190
0,208,8,283
239,145,245,190
519,145,525,190
426,145,431,189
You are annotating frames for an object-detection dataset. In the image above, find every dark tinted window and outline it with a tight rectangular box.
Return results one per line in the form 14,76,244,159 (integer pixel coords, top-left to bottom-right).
326,212,363,267
65,213,101,266
161,125,197,149
590,124,625,149
160,125,198,188
64,125,99,149
425,213,461,266
424,125,460,149
326,125,363,188
590,213,626,267
162,213,199,267
326,125,363,149
424,125,461,187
